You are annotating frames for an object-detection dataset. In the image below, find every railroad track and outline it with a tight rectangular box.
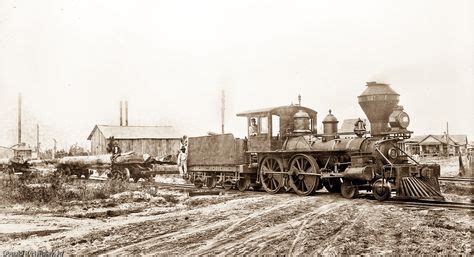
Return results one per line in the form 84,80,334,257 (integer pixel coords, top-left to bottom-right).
386,199,474,210
438,177,474,183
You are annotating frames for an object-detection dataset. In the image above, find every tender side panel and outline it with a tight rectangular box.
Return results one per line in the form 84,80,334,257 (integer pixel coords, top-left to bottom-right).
188,134,247,166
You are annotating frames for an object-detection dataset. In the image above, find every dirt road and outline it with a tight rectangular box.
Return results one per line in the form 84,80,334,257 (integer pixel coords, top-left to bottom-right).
0,189,471,255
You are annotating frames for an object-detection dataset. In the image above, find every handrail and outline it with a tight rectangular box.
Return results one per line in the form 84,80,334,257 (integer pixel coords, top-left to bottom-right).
389,142,419,165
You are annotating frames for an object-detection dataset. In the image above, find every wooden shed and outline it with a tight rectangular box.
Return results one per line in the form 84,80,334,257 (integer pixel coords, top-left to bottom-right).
87,125,182,157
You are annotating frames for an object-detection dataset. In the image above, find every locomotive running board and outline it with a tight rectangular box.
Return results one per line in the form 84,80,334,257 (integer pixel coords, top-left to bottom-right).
396,177,444,200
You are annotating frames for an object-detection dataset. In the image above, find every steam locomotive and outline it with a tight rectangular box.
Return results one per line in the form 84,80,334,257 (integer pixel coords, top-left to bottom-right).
186,82,443,201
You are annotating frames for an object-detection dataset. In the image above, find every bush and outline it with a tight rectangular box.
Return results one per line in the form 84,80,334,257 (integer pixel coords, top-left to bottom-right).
0,173,137,204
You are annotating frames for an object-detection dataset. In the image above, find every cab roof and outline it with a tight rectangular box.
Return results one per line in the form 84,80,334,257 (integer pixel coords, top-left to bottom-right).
236,105,317,117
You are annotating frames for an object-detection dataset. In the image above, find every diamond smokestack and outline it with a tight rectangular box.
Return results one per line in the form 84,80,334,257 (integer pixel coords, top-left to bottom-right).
358,82,399,136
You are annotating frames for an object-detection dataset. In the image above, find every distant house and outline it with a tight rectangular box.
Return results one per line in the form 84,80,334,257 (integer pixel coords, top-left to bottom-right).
405,134,468,156
339,118,370,135
0,146,13,159
87,125,182,157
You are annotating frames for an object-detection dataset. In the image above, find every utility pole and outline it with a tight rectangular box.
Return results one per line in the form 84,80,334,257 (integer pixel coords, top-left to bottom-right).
120,101,123,126
221,90,225,134
18,93,22,144
446,121,449,157
125,100,129,126
52,139,57,159
36,124,40,154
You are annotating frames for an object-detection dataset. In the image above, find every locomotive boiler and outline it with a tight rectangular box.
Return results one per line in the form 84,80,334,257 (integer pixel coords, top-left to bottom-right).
186,82,442,201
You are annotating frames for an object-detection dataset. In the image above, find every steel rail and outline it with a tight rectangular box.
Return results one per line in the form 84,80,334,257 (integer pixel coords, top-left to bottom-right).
385,199,474,210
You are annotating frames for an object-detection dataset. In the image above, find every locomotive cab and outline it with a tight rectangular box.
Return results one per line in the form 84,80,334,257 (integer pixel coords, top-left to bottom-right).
237,105,317,152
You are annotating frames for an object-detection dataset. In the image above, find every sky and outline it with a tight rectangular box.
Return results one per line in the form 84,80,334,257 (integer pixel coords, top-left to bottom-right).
0,0,473,150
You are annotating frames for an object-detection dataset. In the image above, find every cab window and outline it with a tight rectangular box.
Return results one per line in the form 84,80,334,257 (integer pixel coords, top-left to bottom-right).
248,117,259,136
272,115,280,137
260,117,269,134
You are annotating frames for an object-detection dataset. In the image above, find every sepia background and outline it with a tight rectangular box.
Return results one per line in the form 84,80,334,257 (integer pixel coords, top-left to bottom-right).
0,0,472,150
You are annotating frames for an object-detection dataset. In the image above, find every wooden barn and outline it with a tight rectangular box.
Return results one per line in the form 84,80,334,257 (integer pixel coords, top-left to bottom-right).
87,125,182,157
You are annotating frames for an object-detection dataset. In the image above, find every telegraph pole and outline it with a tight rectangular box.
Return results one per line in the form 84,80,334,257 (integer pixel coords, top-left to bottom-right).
36,124,40,153
18,93,22,144
221,90,225,134
446,121,449,157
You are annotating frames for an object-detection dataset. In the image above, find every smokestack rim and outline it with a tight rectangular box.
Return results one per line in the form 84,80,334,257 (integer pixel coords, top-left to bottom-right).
358,82,399,99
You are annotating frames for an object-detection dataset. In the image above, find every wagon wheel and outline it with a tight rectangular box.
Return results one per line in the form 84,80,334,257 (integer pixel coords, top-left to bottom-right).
206,175,217,189
259,157,284,194
372,179,391,201
122,167,131,182
288,154,320,196
236,175,251,192
323,178,342,193
341,179,358,199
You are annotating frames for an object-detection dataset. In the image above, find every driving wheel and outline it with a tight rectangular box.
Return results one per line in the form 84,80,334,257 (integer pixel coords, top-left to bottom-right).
259,156,284,194
288,154,320,196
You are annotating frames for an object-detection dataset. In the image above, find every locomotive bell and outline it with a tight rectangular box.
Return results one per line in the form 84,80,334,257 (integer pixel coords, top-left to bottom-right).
358,82,399,136
293,110,311,133
389,105,410,129
322,110,338,141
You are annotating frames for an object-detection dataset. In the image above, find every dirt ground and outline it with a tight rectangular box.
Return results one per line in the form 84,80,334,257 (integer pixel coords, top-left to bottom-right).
0,157,472,255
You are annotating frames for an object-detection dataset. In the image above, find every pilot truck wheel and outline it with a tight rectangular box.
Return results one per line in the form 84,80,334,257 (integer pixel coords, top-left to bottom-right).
341,179,358,199
372,179,391,201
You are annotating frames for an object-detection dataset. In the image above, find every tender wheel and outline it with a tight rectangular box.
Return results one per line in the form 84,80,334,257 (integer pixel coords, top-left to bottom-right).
259,157,284,194
323,178,342,193
341,179,358,199
206,176,217,189
223,180,233,190
194,178,204,188
288,154,320,196
372,179,391,201
236,175,251,192
252,183,262,191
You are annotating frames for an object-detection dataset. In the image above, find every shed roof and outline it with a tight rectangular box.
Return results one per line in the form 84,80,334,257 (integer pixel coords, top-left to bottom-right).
236,105,317,117
87,125,182,140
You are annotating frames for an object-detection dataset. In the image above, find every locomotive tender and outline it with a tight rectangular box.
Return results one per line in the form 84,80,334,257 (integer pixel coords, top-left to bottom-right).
187,82,442,201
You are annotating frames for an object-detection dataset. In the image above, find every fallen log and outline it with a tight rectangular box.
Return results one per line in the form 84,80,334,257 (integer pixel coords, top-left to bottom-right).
57,152,147,166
